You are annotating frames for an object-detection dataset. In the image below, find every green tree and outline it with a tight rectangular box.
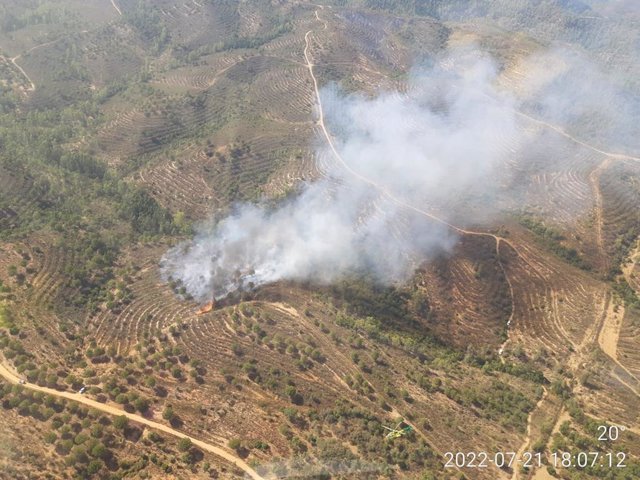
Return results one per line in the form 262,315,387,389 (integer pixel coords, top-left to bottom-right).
90,442,108,459
162,406,174,421
134,397,150,413
113,415,128,430
177,437,192,452
228,438,242,451
87,459,103,474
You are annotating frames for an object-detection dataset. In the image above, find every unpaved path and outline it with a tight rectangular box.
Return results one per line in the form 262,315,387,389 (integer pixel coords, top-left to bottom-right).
10,54,35,92
516,112,640,164
110,0,122,16
0,359,265,480
10,37,69,92
497,238,516,359
511,387,548,480
598,294,623,361
529,408,570,480
589,157,613,269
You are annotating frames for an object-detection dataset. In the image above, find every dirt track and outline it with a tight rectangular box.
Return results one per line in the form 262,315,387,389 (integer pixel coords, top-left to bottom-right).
10,55,35,92
598,295,623,361
589,157,613,269
0,359,265,480
516,112,640,164
110,0,122,16
10,38,71,93
512,387,548,480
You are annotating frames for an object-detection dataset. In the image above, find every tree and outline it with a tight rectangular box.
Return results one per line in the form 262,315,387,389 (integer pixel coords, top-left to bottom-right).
119,189,175,235
113,415,128,430
91,442,109,460
90,424,103,438
162,406,174,421
44,431,57,444
134,397,150,413
285,385,297,399
57,439,74,455
74,432,89,445
87,459,103,474
228,438,242,451
177,437,192,452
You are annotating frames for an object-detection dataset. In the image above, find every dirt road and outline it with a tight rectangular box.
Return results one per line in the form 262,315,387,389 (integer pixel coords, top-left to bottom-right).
0,360,265,480
511,386,548,480
110,0,122,16
10,38,67,92
10,55,35,92
516,112,640,164
598,294,623,361
589,157,613,269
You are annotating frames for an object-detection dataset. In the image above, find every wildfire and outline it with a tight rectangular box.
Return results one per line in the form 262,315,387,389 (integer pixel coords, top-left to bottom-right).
196,300,214,315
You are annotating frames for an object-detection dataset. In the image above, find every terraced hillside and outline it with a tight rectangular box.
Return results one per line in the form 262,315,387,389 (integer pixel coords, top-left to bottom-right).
0,1,638,479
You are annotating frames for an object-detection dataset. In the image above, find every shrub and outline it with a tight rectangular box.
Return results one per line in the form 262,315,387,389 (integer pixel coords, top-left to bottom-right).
113,415,128,430
228,438,242,451
162,406,174,421
177,437,192,452
87,459,103,474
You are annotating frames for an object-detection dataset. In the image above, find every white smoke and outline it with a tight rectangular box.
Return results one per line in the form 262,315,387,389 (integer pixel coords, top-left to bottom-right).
160,49,523,302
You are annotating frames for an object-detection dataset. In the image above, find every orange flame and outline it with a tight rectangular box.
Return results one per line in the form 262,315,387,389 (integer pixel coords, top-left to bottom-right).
196,300,214,315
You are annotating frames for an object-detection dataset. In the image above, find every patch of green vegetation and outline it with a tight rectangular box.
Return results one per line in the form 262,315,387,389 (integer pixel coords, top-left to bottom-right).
0,302,11,329
124,1,170,54
0,96,182,312
61,233,119,310
0,333,34,375
612,278,639,308
330,276,411,324
443,380,537,432
465,352,546,384
0,2,69,33
172,20,293,66
548,401,640,479
517,214,591,270
608,228,638,279
118,189,178,236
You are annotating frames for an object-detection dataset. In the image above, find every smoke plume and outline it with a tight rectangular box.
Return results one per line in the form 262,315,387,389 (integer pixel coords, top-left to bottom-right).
160,48,525,301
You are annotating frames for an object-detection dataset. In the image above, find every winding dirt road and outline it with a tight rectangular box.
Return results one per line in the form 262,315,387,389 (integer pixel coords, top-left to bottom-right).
10,38,70,93
0,360,264,480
